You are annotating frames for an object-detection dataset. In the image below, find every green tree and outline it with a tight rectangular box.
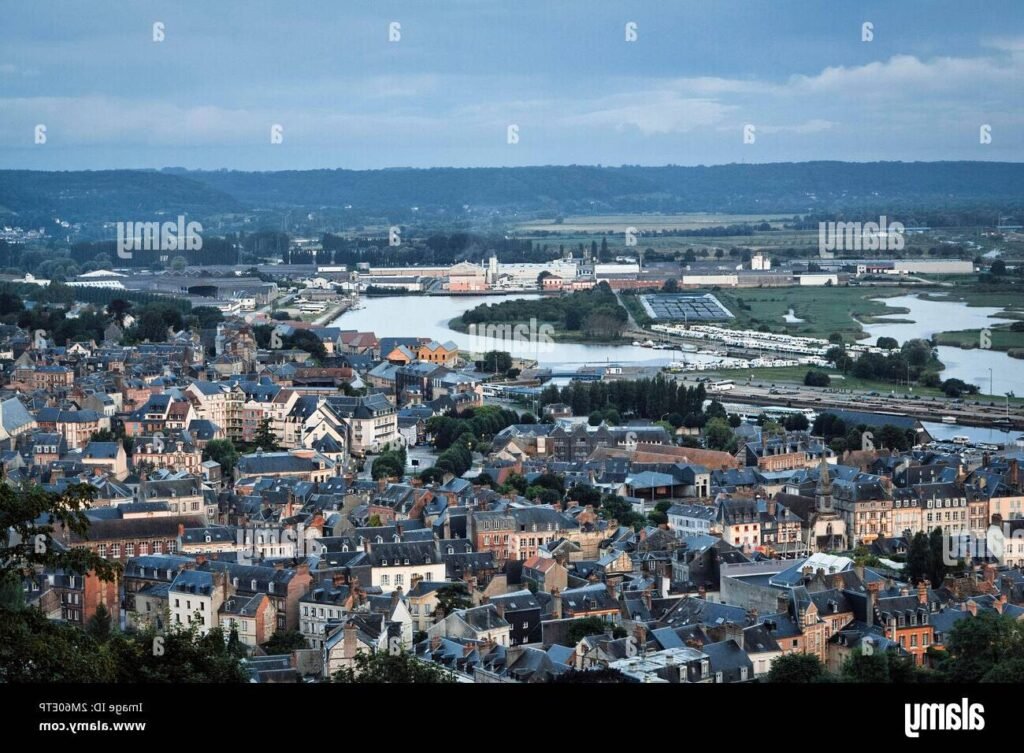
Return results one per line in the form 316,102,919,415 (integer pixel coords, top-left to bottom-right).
0,482,119,586
703,417,737,452
86,603,113,643
204,439,240,476
435,584,473,617
333,650,455,683
942,610,1024,683
905,531,931,584
766,653,829,683
840,648,890,682
567,616,614,644
261,629,309,654
253,418,280,451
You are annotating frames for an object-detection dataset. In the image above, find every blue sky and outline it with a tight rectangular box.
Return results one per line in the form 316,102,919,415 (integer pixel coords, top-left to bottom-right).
1,0,1021,169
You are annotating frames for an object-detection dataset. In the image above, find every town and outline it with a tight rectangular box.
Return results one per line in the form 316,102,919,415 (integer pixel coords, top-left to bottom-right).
2,256,1023,684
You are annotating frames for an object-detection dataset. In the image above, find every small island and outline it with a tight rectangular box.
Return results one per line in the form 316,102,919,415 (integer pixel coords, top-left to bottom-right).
449,282,630,344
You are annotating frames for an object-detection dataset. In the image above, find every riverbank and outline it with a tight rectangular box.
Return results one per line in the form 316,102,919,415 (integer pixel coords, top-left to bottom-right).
447,315,630,345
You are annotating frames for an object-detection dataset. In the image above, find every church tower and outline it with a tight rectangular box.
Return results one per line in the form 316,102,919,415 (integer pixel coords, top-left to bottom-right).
815,454,833,513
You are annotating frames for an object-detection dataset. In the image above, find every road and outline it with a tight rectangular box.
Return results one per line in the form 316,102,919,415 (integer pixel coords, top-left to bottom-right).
674,376,1024,431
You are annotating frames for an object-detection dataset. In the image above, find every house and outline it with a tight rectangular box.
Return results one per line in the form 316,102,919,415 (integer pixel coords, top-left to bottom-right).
81,441,129,480
219,593,277,647
365,541,446,594
427,604,512,647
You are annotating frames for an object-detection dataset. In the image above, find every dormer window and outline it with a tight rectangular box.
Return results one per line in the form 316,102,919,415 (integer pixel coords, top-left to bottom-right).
447,546,454,555
381,559,387,566
250,579,257,591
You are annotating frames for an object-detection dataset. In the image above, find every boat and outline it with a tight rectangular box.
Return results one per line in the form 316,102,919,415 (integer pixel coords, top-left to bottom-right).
941,416,957,424
951,435,971,445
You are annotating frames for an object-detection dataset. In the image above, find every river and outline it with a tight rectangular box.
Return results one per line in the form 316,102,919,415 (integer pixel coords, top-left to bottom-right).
330,294,724,368
332,292,1024,394
860,294,1023,395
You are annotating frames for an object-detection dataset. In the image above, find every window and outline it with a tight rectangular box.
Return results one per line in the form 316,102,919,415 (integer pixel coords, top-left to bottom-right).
395,574,404,586
111,544,121,558
139,543,149,556
97,544,107,557
174,599,180,607
381,574,390,586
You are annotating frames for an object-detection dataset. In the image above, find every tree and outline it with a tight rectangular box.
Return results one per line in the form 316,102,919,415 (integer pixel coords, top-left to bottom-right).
928,526,949,587
261,630,308,654
253,418,280,451
877,336,899,350
599,494,644,529
90,428,119,443
840,649,891,683
991,259,1007,275
435,584,473,617
106,298,133,326
170,256,188,272
85,603,112,642
941,378,979,398
906,531,931,584
703,417,737,452
804,370,831,387
0,482,119,586
828,332,844,344
204,439,240,476
333,650,455,683
784,413,810,431
567,616,614,644
662,278,679,293
477,350,513,374
942,610,1024,683
767,653,829,683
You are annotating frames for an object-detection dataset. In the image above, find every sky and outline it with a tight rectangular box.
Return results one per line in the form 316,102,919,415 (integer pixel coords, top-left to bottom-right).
1,0,1022,170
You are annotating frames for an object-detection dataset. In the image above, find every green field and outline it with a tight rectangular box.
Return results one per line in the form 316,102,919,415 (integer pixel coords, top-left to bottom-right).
933,327,1024,355
714,287,909,343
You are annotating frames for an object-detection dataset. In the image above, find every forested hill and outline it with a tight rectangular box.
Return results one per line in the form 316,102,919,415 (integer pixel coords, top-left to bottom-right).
2,162,1023,225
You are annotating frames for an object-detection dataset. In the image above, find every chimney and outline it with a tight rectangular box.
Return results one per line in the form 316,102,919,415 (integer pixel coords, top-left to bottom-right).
178,523,186,537
342,621,358,658
865,588,876,628
966,599,978,617
918,580,929,605
642,588,652,612
996,594,1008,614
551,588,562,620
984,564,997,585
724,620,744,647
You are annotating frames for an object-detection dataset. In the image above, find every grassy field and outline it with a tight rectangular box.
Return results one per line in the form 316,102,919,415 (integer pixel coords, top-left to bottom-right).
714,287,908,343
933,327,1024,355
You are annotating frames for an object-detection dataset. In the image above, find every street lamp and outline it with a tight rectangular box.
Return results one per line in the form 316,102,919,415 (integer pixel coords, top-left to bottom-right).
989,368,994,397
